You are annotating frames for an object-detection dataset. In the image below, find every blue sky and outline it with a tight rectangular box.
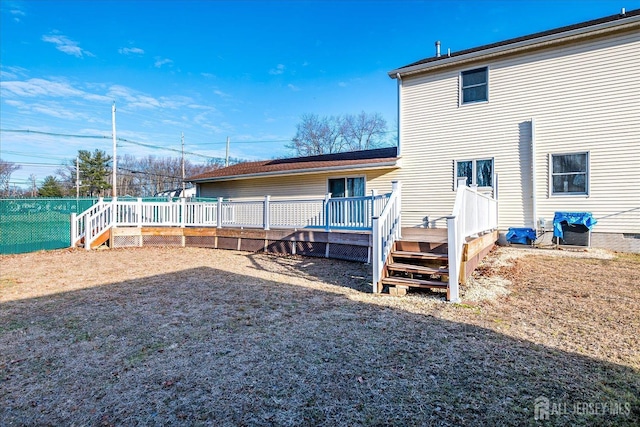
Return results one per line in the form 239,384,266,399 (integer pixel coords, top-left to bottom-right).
1,0,638,188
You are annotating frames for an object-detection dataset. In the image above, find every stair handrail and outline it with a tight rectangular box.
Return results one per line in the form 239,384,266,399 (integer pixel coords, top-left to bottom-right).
447,184,498,302
70,198,105,247
372,181,402,293
83,199,115,250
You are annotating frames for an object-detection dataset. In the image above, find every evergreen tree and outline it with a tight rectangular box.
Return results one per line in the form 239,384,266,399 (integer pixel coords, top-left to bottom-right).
78,149,112,197
38,176,64,197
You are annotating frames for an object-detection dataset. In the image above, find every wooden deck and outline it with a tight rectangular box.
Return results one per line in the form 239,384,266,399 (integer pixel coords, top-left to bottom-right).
109,226,372,263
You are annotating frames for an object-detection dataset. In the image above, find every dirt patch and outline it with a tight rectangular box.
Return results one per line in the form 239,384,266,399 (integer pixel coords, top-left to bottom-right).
1,247,638,426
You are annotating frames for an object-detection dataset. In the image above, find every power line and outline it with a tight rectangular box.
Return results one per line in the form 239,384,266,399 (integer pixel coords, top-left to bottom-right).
0,129,224,161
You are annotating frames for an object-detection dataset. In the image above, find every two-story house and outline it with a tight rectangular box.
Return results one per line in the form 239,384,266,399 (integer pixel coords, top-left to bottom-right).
191,9,639,252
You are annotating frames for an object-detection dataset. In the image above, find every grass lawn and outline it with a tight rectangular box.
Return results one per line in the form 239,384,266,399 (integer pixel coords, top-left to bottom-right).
0,246,638,426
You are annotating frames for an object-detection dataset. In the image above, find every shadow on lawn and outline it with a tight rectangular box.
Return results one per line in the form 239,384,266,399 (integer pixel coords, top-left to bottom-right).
0,266,638,426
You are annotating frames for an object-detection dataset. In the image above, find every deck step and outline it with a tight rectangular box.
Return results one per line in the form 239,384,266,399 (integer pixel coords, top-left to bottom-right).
382,276,448,289
387,262,448,275
391,250,448,261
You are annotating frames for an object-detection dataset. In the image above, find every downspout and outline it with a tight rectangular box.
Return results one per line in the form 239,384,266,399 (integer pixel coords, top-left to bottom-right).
396,73,402,157
531,118,537,230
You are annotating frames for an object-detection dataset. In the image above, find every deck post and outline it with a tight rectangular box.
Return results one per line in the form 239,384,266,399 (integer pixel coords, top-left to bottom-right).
372,216,380,293
263,195,270,230
180,197,186,228
70,213,77,247
391,181,402,239
217,197,223,228
447,215,460,303
137,198,143,227
84,213,90,251
324,193,331,232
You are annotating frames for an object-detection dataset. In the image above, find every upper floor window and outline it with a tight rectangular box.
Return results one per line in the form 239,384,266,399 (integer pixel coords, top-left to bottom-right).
461,67,488,104
551,153,588,196
455,158,493,188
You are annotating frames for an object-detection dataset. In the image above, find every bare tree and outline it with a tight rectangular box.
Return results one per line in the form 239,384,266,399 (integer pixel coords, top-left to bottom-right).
288,112,389,156
0,159,21,197
342,112,387,151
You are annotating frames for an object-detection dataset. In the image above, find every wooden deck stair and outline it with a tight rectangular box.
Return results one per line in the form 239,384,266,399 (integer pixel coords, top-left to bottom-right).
381,228,451,297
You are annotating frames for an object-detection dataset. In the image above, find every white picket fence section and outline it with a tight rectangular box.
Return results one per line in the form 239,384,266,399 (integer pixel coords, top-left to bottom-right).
446,184,498,302
372,182,402,291
71,193,392,249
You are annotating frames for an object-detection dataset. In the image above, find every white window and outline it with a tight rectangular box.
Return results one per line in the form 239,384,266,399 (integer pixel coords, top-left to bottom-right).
550,152,589,195
328,177,365,198
461,67,488,104
455,158,493,188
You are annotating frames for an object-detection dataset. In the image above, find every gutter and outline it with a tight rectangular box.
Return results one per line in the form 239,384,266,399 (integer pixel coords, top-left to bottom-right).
396,73,402,157
389,16,640,79
188,159,401,183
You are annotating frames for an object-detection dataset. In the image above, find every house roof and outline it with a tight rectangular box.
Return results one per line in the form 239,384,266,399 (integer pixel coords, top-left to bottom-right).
389,8,640,78
187,146,399,182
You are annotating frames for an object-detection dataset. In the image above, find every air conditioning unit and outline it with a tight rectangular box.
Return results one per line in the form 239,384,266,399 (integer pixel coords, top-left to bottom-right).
553,222,591,247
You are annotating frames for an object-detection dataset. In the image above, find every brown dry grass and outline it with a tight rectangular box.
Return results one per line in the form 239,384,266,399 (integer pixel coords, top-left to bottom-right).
0,246,638,426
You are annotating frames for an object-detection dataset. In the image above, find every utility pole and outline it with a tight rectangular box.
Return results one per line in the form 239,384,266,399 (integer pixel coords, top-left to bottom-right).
30,174,37,197
111,102,117,198
76,156,80,198
181,132,186,196
225,136,230,167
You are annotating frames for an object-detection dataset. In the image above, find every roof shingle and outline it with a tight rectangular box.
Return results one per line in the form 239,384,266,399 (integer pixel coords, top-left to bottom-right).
188,146,399,182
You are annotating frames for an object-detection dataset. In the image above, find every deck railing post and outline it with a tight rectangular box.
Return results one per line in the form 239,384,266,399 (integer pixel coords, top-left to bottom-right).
180,197,186,228
391,181,402,239
137,198,143,227
217,197,223,228
372,216,380,293
447,216,460,303
70,213,77,247
324,193,331,231
263,195,270,230
84,212,90,251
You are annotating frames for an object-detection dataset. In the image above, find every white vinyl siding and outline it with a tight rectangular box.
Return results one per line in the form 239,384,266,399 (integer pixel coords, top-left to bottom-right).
397,29,640,233
198,168,399,201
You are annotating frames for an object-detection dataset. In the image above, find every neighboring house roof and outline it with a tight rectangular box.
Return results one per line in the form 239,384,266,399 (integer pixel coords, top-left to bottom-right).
389,8,640,78
187,147,399,182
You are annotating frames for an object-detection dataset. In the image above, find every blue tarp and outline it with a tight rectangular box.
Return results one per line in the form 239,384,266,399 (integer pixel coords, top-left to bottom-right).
553,212,597,238
506,227,537,244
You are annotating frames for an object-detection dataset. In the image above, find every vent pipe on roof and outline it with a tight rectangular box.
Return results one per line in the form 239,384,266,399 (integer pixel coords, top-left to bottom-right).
621,7,626,15
435,40,441,57
447,48,451,57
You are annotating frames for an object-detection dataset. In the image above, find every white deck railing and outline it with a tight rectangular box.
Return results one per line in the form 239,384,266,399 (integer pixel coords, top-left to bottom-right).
447,184,498,302
71,193,392,249
70,198,115,250
372,182,402,292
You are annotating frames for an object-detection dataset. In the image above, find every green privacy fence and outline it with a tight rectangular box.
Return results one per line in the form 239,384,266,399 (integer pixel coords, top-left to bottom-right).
0,198,98,255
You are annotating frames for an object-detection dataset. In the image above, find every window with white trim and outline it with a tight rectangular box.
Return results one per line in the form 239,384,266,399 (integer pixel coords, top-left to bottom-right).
551,152,588,195
328,177,365,198
455,158,493,188
461,67,488,104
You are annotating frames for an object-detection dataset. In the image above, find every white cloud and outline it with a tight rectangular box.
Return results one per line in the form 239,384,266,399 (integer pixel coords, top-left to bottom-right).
338,81,347,87
42,33,94,58
118,47,144,55
213,89,230,98
287,84,300,92
0,78,110,102
269,64,285,75
201,72,215,78
4,99,91,121
0,65,28,80
154,57,173,68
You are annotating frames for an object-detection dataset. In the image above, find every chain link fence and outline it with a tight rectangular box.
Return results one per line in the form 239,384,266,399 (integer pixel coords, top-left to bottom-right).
0,198,98,255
